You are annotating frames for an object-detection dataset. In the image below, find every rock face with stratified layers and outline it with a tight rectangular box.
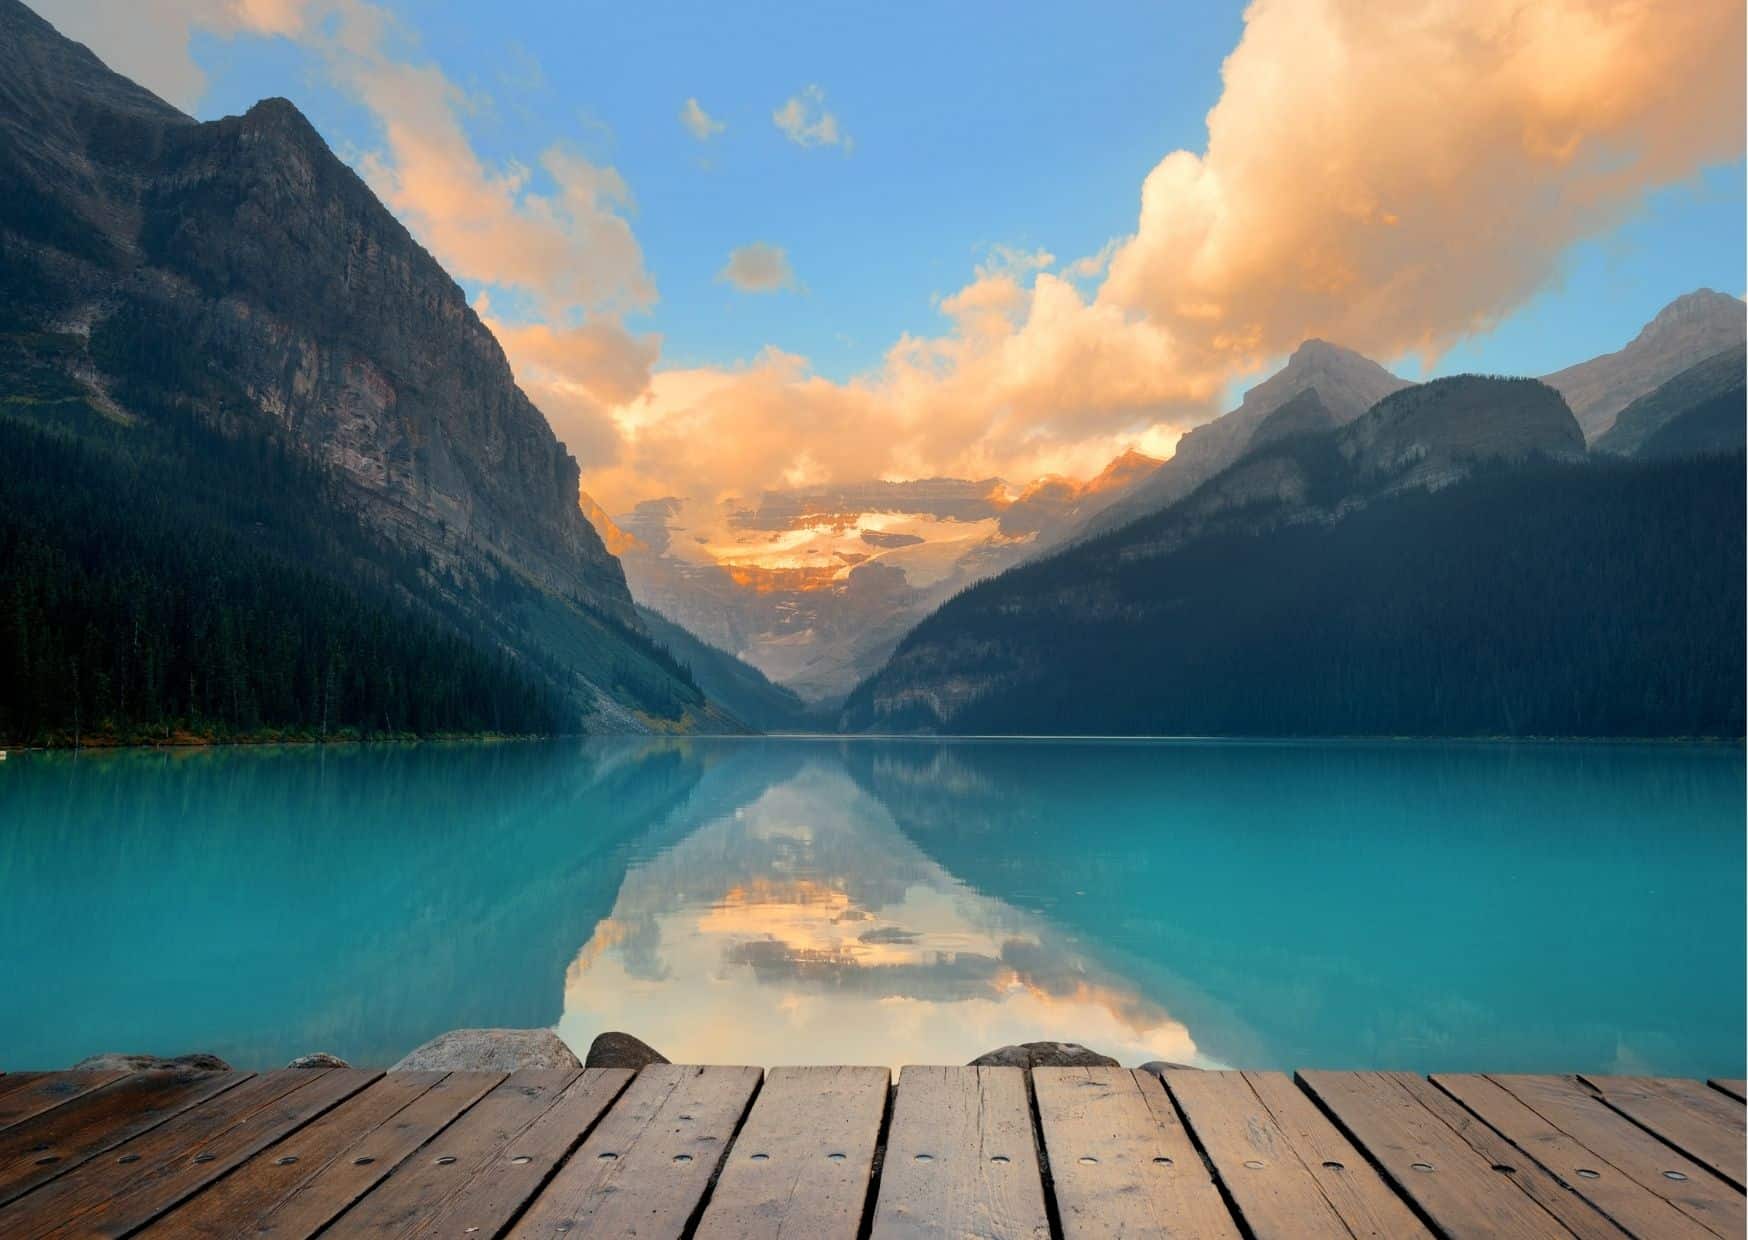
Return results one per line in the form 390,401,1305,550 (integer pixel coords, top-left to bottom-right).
0,0,725,731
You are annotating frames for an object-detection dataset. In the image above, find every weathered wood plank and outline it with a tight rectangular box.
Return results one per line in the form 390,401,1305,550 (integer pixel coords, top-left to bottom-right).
181,1069,501,1239
1489,1075,1746,1239
416,1068,634,1239
0,1069,376,1238
1035,1066,1238,1240
1162,1070,1348,1238
0,1069,248,1208
0,1075,46,1106
0,1074,127,1135
1241,1071,1433,1239
1299,1070,1573,1239
694,1065,888,1240
1435,1073,1714,1239
1707,1080,1746,1103
323,1069,577,1237
136,1070,448,1238
1163,1069,1378,1238
509,1063,762,1239
1578,1075,1746,1190
869,1065,1049,1240
1399,1074,1628,1240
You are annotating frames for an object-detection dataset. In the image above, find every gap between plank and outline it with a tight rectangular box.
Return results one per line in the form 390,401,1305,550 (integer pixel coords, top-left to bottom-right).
1289,1072,1460,1240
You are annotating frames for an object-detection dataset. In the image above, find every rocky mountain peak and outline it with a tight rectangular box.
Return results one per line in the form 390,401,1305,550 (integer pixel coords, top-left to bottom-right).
1642,288,1743,337
1244,338,1410,424
1544,288,1746,440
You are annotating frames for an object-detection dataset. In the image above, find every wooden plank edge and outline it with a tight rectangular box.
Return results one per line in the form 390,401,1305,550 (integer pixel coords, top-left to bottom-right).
1577,1076,1747,1192
0,1070,258,1210
1153,1070,1307,1231
1706,1079,1747,1104
110,1068,386,1236
446,1067,639,1237
1293,1070,1589,1240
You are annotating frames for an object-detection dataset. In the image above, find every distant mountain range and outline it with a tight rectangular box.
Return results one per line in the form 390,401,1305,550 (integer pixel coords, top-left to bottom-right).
842,370,1744,738
2,0,1741,743
599,449,1160,703
611,292,1745,711
0,0,730,742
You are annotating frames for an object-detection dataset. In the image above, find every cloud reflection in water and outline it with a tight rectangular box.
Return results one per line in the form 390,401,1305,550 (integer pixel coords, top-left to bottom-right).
559,760,1205,1067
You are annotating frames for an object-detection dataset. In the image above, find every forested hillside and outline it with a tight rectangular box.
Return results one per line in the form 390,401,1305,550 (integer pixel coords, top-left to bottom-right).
0,382,585,745
844,405,1744,739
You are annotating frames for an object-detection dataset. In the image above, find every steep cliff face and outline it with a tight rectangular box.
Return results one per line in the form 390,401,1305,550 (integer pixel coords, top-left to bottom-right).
0,0,721,730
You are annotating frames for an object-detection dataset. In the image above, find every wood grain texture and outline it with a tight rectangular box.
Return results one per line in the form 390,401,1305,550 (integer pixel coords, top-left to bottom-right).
1578,1075,1746,1190
1707,1080,1746,1103
0,1065,1736,1237
0,1069,376,1239
1299,1070,1573,1239
695,1065,888,1240
1488,1075,1745,1239
1036,1066,1238,1240
870,1065,1049,1240
136,1070,447,1238
1435,1073,1713,1239
324,1069,577,1238
1241,1071,1433,1239
1398,1074,1629,1240
1165,1070,1369,1239
416,1068,634,1239
509,1064,762,1239
0,1070,248,1208
0,1074,127,1135
204,1069,500,1239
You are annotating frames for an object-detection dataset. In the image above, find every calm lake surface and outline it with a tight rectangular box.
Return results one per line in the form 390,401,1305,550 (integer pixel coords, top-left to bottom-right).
1,738,1741,1075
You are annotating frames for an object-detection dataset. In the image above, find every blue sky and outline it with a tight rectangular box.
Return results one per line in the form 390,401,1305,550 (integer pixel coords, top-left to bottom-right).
179,0,1742,389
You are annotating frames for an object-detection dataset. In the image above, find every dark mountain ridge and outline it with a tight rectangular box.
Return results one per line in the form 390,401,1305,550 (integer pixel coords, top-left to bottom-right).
1593,344,1745,459
1074,338,1412,542
843,376,1742,738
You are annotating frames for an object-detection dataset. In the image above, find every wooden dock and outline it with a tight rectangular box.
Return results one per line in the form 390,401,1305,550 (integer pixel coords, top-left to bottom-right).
0,1064,1741,1237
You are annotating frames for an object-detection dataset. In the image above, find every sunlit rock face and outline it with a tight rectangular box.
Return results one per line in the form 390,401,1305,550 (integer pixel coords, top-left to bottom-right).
605,456,1159,703
557,758,1209,1067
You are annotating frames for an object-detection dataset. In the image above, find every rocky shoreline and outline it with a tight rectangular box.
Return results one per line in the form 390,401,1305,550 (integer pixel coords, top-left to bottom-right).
73,1032,1193,1074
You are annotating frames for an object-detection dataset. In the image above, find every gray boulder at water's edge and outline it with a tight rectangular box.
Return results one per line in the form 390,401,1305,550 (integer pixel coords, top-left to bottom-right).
584,1031,669,1070
390,1029,580,1073
287,1053,351,1069
72,1052,230,1072
969,1042,1119,1069
1136,1060,1199,1076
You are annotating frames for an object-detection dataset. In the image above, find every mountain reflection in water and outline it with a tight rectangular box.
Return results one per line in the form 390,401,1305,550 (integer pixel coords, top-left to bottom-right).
0,737,1741,1076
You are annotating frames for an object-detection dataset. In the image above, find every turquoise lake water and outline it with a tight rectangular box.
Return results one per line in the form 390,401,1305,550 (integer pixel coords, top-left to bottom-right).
0,738,1741,1075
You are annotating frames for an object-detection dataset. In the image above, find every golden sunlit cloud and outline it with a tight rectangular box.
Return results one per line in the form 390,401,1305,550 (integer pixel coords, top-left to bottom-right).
578,0,1742,523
